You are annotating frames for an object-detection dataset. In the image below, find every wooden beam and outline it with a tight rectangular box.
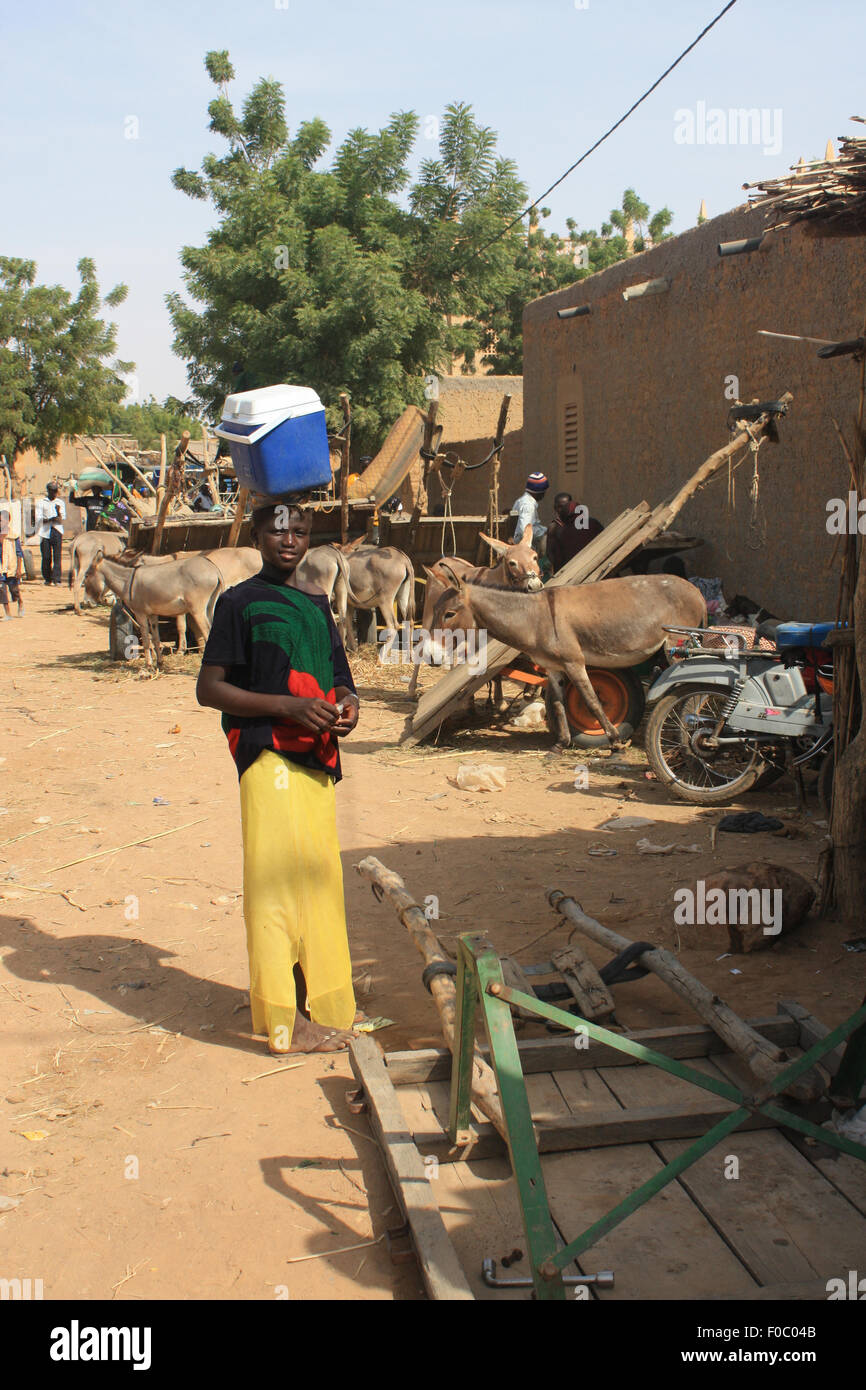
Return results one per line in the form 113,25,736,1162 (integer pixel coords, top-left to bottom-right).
339,393,351,546
226,487,250,548
381,1017,801,1085
356,857,506,1139
549,890,823,1102
409,1100,778,1166
348,1035,474,1300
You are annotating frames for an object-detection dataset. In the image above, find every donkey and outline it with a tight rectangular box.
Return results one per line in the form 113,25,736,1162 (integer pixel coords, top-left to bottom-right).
295,544,352,642
431,570,707,746
68,531,126,614
342,545,416,651
408,525,542,698
83,551,225,667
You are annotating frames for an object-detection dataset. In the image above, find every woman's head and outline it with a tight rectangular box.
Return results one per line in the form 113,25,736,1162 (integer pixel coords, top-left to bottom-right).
251,500,313,573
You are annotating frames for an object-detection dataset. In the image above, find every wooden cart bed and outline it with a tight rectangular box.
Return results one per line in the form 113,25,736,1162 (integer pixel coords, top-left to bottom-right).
349,1005,866,1301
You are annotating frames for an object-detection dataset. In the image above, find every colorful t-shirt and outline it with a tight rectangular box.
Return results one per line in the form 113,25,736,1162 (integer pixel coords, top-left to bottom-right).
201,574,357,782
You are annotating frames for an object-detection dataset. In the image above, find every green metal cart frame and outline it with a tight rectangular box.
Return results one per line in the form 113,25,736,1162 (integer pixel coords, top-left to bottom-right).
450,932,866,1301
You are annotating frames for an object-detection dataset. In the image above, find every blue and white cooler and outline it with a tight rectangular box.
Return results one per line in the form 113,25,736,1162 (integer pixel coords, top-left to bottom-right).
216,383,332,496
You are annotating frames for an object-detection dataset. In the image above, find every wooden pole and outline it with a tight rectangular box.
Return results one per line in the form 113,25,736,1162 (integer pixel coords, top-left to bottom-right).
339,393,351,546
227,488,249,548
74,437,147,517
357,856,506,1139
547,890,823,1101
407,401,439,554
98,435,157,496
150,432,191,555
156,433,167,516
826,318,866,920
201,425,220,506
486,393,511,551
660,392,793,522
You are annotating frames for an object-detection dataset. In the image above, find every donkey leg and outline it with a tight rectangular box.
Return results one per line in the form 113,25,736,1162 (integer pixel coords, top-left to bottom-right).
562,660,623,746
186,609,209,651
546,670,573,747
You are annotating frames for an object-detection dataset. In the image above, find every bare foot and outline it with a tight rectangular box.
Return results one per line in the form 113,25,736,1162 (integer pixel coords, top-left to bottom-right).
268,1015,353,1055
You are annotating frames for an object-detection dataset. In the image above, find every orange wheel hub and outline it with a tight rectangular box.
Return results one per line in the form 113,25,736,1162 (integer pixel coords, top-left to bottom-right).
565,668,630,733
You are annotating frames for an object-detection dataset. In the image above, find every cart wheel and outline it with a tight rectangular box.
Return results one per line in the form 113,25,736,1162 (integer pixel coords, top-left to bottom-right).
109,603,138,662
546,668,646,749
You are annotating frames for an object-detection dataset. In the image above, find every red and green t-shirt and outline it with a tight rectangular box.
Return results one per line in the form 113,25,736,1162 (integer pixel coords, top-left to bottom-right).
201,574,356,782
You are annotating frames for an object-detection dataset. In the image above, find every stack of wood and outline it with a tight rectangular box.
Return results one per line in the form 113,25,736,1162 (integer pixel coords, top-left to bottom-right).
746,120,866,233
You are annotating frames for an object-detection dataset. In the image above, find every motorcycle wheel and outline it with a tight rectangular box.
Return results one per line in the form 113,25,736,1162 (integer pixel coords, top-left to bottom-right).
545,667,645,749
645,688,767,805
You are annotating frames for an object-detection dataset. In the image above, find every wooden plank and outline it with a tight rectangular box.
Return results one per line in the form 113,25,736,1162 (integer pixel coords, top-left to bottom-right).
550,944,615,1020
710,1279,832,1301
408,1101,776,1165
599,1054,735,1117
540,1145,758,1299
605,1047,866,1286
713,1051,866,1219
657,1128,866,1285
348,1035,473,1300
777,999,845,1074
382,1016,800,1085
430,1156,542,1300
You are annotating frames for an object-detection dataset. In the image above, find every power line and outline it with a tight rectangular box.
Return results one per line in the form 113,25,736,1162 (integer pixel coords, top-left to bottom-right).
461,0,740,268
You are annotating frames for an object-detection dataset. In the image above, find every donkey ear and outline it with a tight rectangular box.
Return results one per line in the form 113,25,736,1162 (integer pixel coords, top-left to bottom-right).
437,560,463,590
521,523,534,547
422,565,439,582
479,532,507,557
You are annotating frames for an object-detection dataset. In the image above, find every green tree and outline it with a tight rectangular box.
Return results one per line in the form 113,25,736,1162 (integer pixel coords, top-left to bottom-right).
0,257,130,465
168,57,529,453
100,396,203,451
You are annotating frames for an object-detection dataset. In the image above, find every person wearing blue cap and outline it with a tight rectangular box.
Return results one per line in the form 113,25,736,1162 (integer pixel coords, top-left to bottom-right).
510,472,549,550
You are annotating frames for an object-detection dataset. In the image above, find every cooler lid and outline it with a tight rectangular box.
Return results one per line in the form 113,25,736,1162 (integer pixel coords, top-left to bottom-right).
220,384,322,423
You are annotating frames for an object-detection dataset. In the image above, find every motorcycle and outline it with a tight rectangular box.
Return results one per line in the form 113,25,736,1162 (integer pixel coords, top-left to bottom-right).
644,621,837,805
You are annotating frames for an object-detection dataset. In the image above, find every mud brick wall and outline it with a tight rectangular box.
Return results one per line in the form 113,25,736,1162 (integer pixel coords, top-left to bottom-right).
523,206,866,618
430,376,524,515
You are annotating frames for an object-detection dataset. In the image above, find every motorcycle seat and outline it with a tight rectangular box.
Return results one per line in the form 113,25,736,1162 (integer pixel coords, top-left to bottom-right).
775,621,839,649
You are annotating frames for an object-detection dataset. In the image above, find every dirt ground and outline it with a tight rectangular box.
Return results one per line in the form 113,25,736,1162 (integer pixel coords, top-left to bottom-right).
2,568,863,1302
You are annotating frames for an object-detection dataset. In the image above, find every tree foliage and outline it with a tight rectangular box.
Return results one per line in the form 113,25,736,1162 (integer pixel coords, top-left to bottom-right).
0,257,131,465
99,396,203,452
169,54,675,452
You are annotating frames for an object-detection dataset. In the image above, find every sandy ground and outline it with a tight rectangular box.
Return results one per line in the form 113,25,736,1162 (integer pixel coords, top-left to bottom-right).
2,568,863,1301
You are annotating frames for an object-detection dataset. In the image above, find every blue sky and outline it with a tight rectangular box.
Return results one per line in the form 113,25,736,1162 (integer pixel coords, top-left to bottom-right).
2,0,863,404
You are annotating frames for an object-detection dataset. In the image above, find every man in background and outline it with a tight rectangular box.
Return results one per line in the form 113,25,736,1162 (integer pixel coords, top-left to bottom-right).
510,473,549,552
547,491,604,573
35,482,66,585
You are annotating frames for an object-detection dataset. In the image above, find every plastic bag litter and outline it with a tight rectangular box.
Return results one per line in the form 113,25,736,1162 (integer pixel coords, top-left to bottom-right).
636,837,701,855
455,764,506,792
510,700,547,730
598,815,655,831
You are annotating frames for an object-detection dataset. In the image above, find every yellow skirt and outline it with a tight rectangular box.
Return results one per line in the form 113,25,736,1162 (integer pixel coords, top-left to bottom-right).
239,749,356,1050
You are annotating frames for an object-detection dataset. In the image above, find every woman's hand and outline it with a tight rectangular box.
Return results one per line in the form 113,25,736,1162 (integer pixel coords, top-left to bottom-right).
275,695,339,732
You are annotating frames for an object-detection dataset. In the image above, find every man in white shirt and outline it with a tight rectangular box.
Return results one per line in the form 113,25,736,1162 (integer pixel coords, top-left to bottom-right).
36,482,66,586
510,472,549,550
